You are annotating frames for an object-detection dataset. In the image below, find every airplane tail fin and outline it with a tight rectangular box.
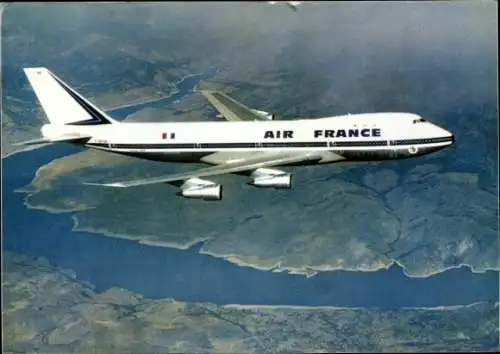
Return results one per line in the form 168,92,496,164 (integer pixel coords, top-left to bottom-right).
23,67,119,126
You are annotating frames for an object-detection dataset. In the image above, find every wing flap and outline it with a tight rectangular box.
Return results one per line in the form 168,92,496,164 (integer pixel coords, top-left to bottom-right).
202,90,270,122
86,152,322,188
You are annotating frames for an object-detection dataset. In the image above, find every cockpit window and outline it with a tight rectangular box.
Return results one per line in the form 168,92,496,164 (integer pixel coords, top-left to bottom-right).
413,118,427,124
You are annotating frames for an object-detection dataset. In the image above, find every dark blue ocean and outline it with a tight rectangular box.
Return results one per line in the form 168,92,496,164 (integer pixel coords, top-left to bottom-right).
2,71,498,310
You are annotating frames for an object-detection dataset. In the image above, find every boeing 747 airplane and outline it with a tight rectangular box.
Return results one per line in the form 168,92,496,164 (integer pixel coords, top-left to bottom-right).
21,67,454,200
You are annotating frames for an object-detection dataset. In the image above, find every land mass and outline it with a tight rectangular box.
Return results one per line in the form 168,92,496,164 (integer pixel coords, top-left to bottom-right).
5,2,499,276
3,251,498,353
20,153,499,278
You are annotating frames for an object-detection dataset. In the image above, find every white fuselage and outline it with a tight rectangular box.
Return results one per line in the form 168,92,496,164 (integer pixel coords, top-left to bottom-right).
45,112,453,164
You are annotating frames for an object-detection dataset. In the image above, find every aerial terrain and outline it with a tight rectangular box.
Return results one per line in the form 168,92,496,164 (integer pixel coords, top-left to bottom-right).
2,2,499,352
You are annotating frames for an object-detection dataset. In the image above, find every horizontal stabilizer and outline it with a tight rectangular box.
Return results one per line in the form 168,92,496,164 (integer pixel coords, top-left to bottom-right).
14,134,91,146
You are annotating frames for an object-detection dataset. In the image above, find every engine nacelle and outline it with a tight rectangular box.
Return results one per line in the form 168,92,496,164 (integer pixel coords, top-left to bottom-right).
249,168,292,189
177,178,223,201
220,109,275,120
251,109,276,120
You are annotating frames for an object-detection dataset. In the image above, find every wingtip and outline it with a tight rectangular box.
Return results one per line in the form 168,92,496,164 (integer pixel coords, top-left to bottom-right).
83,182,104,187
13,138,50,146
83,182,126,188
23,67,49,74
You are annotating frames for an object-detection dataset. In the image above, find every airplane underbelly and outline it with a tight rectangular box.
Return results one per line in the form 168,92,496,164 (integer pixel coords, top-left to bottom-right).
336,144,448,161
110,150,213,163
200,151,266,165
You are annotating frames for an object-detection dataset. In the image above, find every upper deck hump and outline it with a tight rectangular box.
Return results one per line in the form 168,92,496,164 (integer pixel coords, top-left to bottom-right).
84,111,416,143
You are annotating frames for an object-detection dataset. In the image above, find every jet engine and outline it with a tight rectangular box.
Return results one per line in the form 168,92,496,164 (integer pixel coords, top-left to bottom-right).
248,168,292,189
251,109,276,120
177,178,223,201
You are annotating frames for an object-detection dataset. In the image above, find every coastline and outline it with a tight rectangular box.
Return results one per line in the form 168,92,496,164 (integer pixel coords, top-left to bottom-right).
66,208,500,278
18,200,500,279
222,301,499,311
13,169,500,279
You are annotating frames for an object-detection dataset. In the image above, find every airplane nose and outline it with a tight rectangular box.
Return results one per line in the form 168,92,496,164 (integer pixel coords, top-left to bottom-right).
414,116,454,147
443,128,454,143
429,122,454,144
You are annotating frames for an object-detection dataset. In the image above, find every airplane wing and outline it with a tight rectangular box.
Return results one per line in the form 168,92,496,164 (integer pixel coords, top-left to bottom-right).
86,152,323,188
201,90,272,122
